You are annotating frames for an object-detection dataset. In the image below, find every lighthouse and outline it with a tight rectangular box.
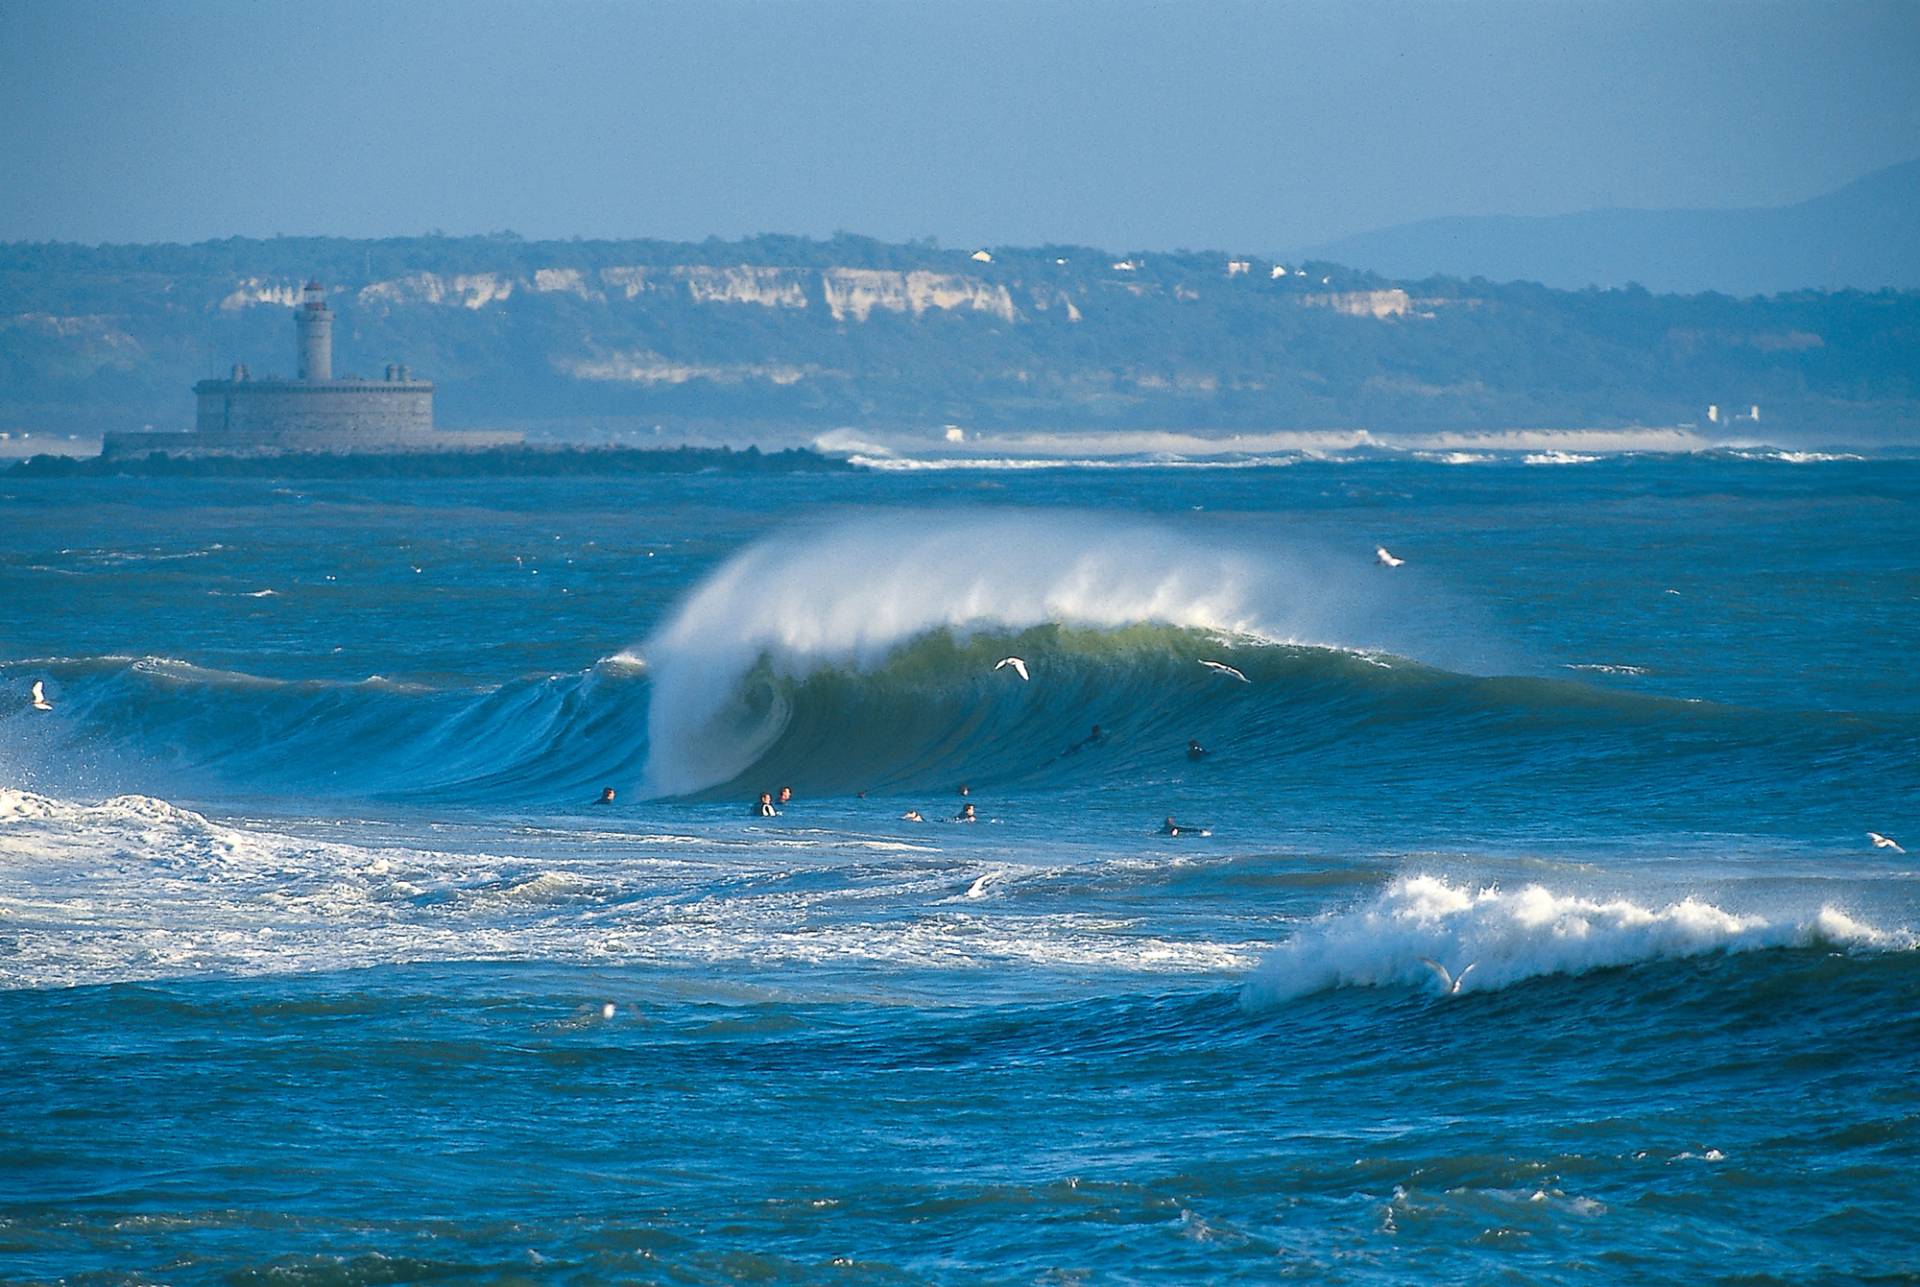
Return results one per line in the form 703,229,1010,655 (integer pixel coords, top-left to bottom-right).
295,280,333,381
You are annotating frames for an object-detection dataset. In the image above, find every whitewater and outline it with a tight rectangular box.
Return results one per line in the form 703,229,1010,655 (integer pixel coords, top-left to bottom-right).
3,452,1916,1283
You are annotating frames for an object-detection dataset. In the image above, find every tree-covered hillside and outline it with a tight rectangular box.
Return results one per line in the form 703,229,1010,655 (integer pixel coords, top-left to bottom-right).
2,233,1916,442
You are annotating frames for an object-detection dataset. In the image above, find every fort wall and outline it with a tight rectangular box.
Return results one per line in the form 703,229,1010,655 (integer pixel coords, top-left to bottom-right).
192,379,434,438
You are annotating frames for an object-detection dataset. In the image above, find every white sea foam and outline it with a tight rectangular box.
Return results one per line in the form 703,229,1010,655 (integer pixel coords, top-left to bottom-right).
1242,874,1911,1006
844,453,1306,472
826,428,1377,459
57,545,225,565
1725,448,1865,464
633,511,1433,796
1769,451,1861,463
818,426,1725,471
0,788,1259,990
599,648,648,671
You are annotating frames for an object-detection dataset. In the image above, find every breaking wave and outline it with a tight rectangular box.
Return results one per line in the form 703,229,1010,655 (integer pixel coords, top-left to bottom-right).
636,510,1457,796
1241,874,1913,1006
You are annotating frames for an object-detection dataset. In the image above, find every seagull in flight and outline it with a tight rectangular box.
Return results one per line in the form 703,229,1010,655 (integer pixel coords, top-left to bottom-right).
993,657,1029,682
1868,832,1905,853
1198,660,1250,683
1420,958,1477,995
29,681,52,711
1375,546,1405,568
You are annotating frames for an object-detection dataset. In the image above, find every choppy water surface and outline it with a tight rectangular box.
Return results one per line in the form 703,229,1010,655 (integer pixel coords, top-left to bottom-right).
2,454,1917,1282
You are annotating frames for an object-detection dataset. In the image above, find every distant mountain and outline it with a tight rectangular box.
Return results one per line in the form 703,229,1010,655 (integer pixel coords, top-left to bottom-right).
1300,159,1920,296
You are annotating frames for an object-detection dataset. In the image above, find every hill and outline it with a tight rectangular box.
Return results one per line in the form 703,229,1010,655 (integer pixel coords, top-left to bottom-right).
1,232,1916,444
1300,160,1920,297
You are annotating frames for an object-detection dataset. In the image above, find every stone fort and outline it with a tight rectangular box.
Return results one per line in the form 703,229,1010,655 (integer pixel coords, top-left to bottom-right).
103,282,519,456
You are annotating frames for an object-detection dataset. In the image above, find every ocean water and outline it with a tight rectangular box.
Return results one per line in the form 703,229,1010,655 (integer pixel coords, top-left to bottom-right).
2,451,1916,1283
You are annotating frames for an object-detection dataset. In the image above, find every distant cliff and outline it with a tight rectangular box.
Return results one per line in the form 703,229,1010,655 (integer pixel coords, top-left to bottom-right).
2,232,1916,442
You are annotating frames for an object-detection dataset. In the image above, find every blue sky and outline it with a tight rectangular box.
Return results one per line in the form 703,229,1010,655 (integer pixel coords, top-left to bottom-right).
2,0,1916,252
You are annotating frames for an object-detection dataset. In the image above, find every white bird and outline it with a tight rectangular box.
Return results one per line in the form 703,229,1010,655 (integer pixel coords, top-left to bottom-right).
993,657,1029,682
1420,958,1477,995
1375,546,1405,568
1198,659,1250,684
1868,832,1905,853
29,681,52,711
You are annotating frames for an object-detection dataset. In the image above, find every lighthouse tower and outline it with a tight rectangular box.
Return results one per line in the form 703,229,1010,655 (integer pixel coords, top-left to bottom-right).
295,280,333,381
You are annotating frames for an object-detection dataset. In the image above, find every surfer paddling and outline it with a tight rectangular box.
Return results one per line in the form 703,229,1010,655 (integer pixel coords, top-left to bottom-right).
1063,724,1107,756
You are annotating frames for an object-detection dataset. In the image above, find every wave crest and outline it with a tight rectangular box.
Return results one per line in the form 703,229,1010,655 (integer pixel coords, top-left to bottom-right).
1242,875,1911,1006
636,511,1424,797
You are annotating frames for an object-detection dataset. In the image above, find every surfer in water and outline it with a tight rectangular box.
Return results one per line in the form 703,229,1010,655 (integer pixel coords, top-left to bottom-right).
901,810,925,823
1064,724,1107,756
754,791,778,818
778,786,793,807
1187,739,1210,761
1161,816,1207,837
595,787,617,805
955,803,978,823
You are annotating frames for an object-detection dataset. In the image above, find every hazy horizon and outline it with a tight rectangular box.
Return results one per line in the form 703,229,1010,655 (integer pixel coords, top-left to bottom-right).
2,154,1916,259
3,0,1917,256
